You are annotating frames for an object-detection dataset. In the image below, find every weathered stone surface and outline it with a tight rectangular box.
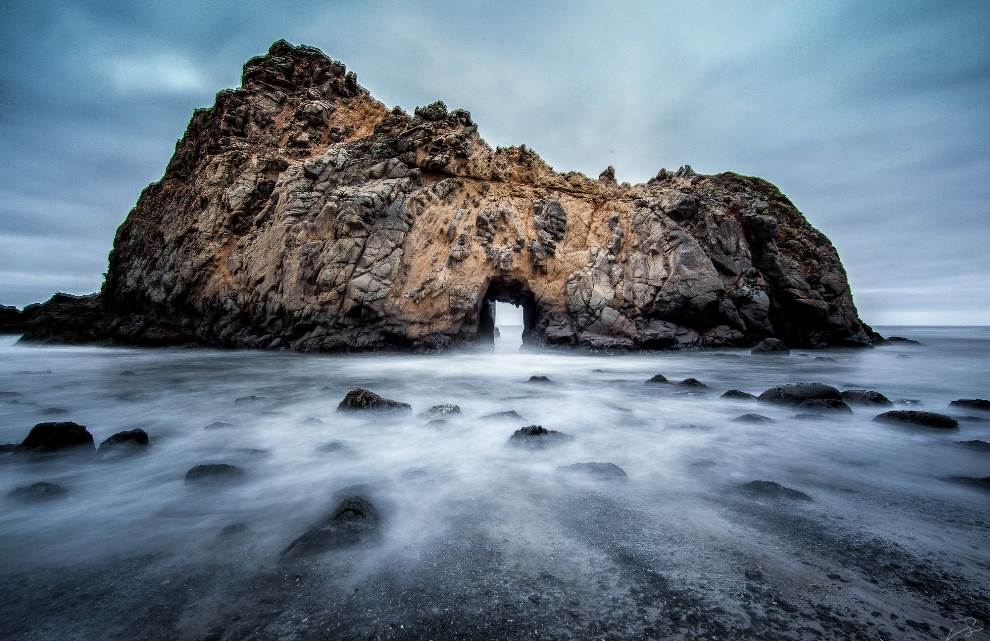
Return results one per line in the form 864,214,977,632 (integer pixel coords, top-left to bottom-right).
19,41,878,352
97,428,150,457
722,389,757,401
336,388,411,413
16,422,95,455
841,389,892,406
874,411,959,429
733,413,774,423
751,338,789,354
282,495,381,560
950,399,990,411
557,462,628,480
185,463,245,484
422,403,461,417
758,383,841,405
508,425,572,448
796,398,852,413
0,305,26,333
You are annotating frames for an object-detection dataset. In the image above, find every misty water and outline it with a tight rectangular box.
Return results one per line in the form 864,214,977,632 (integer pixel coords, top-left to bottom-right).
1,327,988,640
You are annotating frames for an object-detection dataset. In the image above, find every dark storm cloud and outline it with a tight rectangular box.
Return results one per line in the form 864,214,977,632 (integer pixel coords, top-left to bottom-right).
1,0,987,323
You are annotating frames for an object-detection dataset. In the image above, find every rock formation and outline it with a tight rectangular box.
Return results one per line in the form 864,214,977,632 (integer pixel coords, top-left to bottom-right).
21,40,878,351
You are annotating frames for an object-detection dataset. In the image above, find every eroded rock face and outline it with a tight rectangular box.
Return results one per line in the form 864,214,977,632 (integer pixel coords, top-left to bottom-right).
21,40,878,352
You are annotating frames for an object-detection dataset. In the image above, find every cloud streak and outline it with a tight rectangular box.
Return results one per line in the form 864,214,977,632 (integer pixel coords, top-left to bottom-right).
0,0,987,324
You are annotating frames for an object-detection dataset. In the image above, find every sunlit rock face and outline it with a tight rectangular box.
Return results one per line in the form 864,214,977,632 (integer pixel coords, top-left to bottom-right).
23,40,878,351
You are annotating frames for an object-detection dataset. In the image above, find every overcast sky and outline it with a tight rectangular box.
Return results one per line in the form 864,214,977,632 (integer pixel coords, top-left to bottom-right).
1,1,988,325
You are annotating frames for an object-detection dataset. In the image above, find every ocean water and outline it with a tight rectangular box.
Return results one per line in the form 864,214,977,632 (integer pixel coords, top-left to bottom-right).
0,327,987,640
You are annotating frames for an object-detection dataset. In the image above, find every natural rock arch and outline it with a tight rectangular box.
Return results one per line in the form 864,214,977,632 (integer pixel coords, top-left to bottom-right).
21,40,878,352
477,278,540,347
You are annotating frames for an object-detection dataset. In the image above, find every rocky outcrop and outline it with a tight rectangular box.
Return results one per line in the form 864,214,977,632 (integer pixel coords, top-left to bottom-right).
20,40,878,352
0,305,25,333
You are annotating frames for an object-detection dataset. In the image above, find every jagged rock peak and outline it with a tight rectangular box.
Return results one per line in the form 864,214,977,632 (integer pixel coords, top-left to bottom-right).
21,40,879,352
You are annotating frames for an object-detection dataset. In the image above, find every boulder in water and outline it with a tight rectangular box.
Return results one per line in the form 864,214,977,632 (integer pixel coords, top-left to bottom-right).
204,421,236,430
481,410,525,421
957,440,990,452
15,422,94,456
874,410,959,429
722,389,757,401
885,336,921,345
678,377,707,388
7,481,69,503
185,463,245,485
336,388,411,413
528,375,552,384
758,383,841,405
508,425,572,448
796,398,852,413
733,413,775,423
281,495,381,560
646,374,669,384
739,480,812,501
950,399,990,412
422,404,461,418
97,428,149,458
841,389,892,406
751,338,790,354
557,462,627,480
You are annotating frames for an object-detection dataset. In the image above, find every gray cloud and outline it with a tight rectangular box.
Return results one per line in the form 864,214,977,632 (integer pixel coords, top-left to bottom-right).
1,0,987,324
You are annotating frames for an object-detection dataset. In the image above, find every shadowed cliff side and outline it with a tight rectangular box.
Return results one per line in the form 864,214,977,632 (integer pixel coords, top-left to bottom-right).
21,40,879,351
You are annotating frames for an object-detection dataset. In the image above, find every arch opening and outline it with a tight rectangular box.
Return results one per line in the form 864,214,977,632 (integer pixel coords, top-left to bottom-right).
477,279,538,349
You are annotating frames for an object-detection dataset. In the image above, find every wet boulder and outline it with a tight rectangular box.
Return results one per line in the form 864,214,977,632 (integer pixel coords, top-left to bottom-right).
7,481,69,503
185,463,245,485
733,413,774,423
204,421,236,430
422,404,461,418
751,338,790,355
722,389,756,401
885,336,921,345
481,410,525,421
796,398,853,413
646,374,669,384
841,389,892,406
874,410,959,429
957,440,990,451
758,383,841,405
528,375,552,384
15,421,95,456
508,425,572,448
97,428,149,458
950,399,990,412
336,388,412,413
281,495,381,560
678,378,708,388
738,480,812,501
557,462,627,480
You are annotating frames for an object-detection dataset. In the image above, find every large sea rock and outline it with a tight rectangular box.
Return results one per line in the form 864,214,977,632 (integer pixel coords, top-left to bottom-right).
20,41,878,352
